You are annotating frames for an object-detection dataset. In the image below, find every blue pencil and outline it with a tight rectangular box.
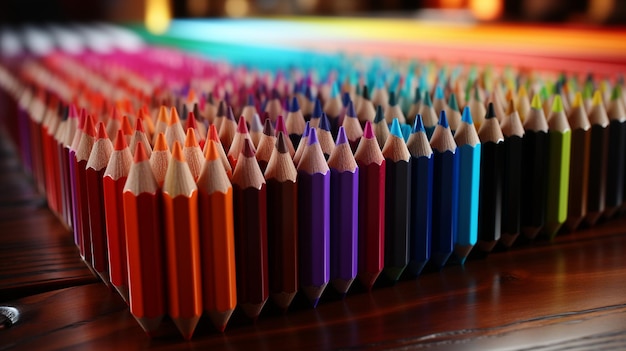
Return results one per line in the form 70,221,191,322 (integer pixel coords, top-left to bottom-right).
406,114,433,276
453,107,481,263
429,110,459,268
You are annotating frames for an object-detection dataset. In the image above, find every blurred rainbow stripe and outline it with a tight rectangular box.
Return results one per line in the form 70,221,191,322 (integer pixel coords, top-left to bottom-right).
130,17,626,75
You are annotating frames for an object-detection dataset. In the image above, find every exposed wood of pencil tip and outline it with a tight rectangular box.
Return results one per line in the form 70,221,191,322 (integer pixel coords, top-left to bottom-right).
382,133,411,163
87,128,113,172
124,143,159,195
232,139,266,190
163,142,197,197
407,130,433,158
501,101,525,138
265,133,297,182
197,142,232,195
430,124,457,152
297,129,330,175
355,124,385,166
328,136,358,173
454,118,481,148
104,133,132,181
478,112,504,143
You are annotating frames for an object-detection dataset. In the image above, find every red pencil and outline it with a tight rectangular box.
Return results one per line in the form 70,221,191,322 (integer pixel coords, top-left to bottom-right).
152,105,169,145
354,121,385,290
75,114,96,262
103,129,132,301
86,121,114,283
163,141,203,340
204,124,232,178
183,128,204,181
123,142,166,335
227,116,254,169
150,133,171,187
165,106,185,149
231,138,269,320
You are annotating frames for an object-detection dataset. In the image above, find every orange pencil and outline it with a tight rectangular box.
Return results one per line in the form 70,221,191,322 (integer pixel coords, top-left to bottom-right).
103,129,133,301
165,107,185,149
162,141,203,339
197,141,237,332
123,142,166,335
86,121,114,283
204,124,232,178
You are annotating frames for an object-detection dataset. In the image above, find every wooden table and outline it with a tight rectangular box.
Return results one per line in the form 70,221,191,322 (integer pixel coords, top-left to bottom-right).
1,126,626,350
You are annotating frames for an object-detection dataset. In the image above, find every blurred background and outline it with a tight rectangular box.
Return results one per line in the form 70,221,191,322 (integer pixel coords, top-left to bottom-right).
1,0,625,25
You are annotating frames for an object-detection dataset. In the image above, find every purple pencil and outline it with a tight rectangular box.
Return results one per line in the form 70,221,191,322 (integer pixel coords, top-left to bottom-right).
297,128,330,307
328,127,359,295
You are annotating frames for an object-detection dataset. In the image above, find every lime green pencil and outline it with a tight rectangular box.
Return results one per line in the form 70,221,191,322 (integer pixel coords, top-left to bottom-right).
544,95,571,239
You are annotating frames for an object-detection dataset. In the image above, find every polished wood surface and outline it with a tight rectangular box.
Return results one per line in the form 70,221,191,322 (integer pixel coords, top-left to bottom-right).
1,126,626,350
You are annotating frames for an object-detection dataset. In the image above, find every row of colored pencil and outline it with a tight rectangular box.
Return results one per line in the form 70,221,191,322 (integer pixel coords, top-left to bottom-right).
1,45,625,340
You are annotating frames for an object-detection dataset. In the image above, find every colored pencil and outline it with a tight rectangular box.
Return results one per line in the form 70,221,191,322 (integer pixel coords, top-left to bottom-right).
275,114,296,156
476,103,504,254
453,107,481,260
342,100,364,152
249,107,264,148
219,106,237,152
75,114,96,262
121,115,134,146
162,141,203,339
242,94,258,127
353,121,385,289
406,115,433,275
213,100,227,132
384,91,405,125
469,86,486,130
152,105,169,145
328,127,359,294
123,142,166,335
419,92,438,139
130,117,152,159
309,98,323,129
429,111,458,268
265,88,282,123
204,124,232,178
585,91,609,225
286,96,306,147
227,116,254,169
197,141,237,331
293,122,310,166
407,87,423,124
264,133,299,309
605,87,626,217
564,92,590,231
165,106,185,150
150,133,170,187
432,86,448,120
85,122,113,282
232,138,269,319
446,93,461,134
499,100,524,248
521,94,550,239
357,85,376,125
544,96,572,238
297,128,330,306
317,113,335,159
103,129,132,301
380,119,411,281
183,128,204,181
255,118,276,172
373,105,390,149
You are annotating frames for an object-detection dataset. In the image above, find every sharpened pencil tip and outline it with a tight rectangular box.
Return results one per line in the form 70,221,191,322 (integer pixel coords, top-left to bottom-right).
388,91,396,106
96,121,107,139
390,118,403,137
226,106,235,121
153,133,169,151
277,132,289,153
363,121,374,138
611,86,622,101
312,99,323,118
552,95,564,113
592,90,603,106
84,115,96,137
308,127,319,145
413,114,425,133
319,113,331,131
158,105,169,123
336,126,348,145
135,117,144,132
439,110,449,128
205,140,219,161
122,116,132,135
486,102,496,119
169,107,180,125
208,124,219,142
346,100,356,118
462,106,473,124
374,105,384,123
242,138,256,157
171,141,185,161
184,128,198,147
263,118,274,136
275,115,287,134
423,91,433,106
448,93,458,110
531,93,542,110
114,129,127,151
303,121,311,137
362,85,370,100
572,92,583,108
134,142,149,162
237,116,248,133
290,96,300,112
435,85,444,99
